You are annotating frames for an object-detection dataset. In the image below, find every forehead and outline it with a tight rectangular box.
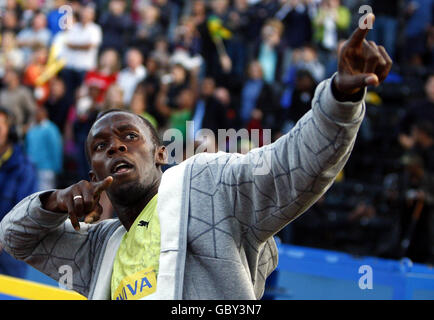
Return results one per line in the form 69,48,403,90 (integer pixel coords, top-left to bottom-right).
89,112,147,139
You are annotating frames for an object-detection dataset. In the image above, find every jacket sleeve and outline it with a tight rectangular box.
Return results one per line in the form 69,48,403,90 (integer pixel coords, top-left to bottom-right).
0,191,117,297
219,76,366,242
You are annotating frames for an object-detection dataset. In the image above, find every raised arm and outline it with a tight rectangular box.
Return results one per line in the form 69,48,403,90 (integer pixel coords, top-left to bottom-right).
189,15,392,243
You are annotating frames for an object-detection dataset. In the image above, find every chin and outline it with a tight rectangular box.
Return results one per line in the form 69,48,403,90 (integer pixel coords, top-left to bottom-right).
110,180,148,206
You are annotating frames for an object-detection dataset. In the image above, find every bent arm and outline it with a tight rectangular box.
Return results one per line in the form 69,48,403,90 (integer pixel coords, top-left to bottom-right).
0,191,114,296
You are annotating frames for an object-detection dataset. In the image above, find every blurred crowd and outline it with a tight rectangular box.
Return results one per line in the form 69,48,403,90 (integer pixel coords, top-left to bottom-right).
0,0,433,279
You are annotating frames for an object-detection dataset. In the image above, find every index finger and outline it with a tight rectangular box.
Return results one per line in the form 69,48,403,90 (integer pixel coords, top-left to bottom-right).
347,13,375,47
93,176,113,197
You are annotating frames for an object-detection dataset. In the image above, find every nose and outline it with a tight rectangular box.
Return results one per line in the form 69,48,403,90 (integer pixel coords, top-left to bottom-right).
107,139,127,156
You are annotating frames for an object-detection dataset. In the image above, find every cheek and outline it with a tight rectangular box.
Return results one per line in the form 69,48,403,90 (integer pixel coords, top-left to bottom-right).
90,157,108,179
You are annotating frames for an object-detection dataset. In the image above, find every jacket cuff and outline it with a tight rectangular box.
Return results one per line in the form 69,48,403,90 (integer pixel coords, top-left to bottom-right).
28,191,70,228
318,75,366,124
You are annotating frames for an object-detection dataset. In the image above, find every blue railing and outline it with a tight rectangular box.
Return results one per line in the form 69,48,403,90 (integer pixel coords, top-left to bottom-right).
264,241,434,300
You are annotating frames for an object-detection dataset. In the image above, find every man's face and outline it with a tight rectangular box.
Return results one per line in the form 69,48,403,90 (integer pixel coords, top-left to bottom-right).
127,50,142,69
0,113,10,148
87,112,164,204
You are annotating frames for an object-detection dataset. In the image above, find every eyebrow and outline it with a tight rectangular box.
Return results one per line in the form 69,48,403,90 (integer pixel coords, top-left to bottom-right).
91,123,140,141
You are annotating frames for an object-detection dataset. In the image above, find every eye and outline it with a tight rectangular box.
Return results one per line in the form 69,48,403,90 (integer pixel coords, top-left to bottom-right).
125,132,138,140
94,142,106,151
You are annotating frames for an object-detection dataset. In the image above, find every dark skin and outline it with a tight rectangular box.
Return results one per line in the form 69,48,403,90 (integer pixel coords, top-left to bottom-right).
43,112,167,231
41,15,392,232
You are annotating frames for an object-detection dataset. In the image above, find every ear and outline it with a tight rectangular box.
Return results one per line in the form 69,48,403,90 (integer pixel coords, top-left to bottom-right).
89,170,97,182
155,145,168,167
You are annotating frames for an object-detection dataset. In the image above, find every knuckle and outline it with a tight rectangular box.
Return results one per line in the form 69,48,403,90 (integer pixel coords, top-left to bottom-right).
367,53,381,61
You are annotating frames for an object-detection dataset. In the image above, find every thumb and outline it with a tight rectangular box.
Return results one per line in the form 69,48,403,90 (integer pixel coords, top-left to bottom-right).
337,73,379,94
363,74,379,86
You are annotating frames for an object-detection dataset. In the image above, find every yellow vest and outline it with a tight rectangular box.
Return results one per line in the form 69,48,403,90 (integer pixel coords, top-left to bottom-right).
111,194,160,300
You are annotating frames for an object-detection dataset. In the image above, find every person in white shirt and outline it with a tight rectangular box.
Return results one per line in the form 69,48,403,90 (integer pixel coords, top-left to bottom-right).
59,5,102,109
117,48,147,107
63,5,102,73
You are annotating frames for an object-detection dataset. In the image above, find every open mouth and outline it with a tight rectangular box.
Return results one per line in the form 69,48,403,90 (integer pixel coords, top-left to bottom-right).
111,160,134,175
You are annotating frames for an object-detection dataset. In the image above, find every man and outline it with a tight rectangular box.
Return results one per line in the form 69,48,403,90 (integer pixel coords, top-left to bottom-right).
0,68,37,138
60,4,102,104
191,77,228,137
0,106,38,278
116,48,146,106
16,11,52,64
25,106,63,191
0,17,392,299
99,0,134,54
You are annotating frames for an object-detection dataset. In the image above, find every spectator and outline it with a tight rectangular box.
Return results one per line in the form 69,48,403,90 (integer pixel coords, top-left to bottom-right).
0,31,25,77
0,9,20,34
169,87,195,140
397,153,434,263
25,106,63,191
406,121,434,173
116,48,146,106
72,85,101,181
149,37,171,72
285,68,317,128
44,76,70,132
130,83,158,130
226,0,251,77
173,16,202,57
16,11,52,64
0,67,37,137
60,4,102,105
404,0,433,66
254,19,285,84
191,77,227,136
22,45,50,105
277,0,313,50
103,83,125,111
99,0,134,54
83,48,120,105
0,106,38,278
131,4,163,57
369,0,400,59
19,0,39,29
247,0,280,40
313,0,351,55
155,63,190,124
240,61,278,129
0,0,22,20
136,56,162,123
399,73,434,145
214,85,238,129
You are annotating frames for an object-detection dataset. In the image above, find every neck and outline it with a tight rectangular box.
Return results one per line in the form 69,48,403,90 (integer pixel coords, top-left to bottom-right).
110,175,161,231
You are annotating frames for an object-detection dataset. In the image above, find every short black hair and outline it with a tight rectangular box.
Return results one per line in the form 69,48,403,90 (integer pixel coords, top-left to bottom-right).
85,109,161,165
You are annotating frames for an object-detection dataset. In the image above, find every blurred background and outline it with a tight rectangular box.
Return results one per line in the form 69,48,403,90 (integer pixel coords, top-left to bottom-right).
0,0,433,299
